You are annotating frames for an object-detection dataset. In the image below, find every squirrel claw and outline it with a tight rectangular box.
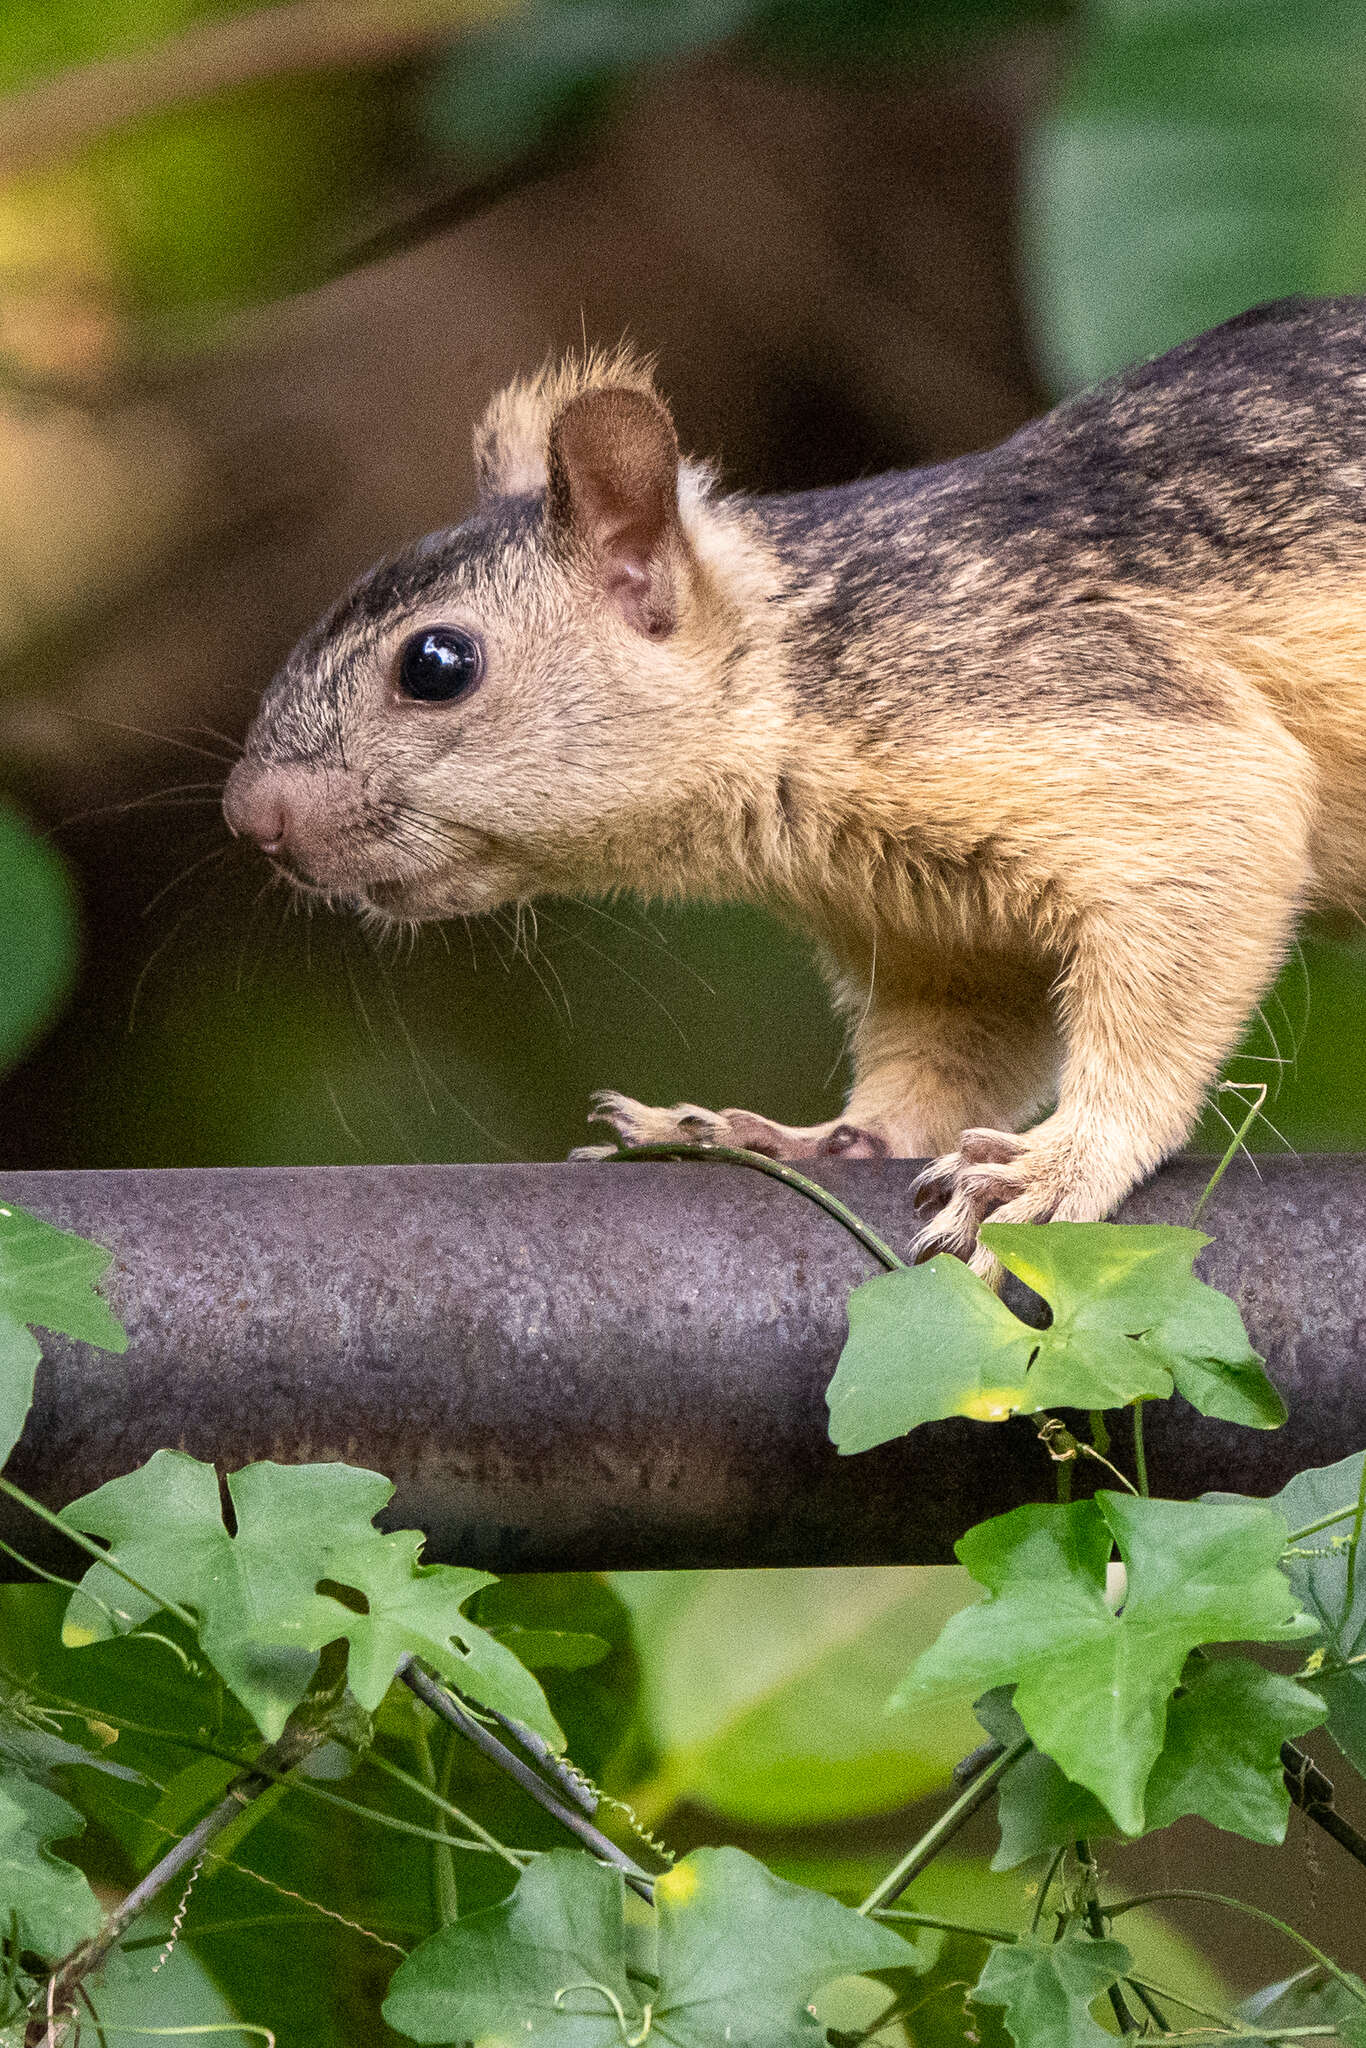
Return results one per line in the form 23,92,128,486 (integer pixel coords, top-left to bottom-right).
908,1128,1033,1268
580,1090,891,1161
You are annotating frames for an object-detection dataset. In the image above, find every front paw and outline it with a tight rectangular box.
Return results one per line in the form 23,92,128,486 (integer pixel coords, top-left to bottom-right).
579,1089,732,1152
572,1090,891,1162
911,1128,1036,1271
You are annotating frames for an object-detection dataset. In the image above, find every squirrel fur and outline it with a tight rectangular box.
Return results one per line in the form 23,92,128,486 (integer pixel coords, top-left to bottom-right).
224,299,1366,1274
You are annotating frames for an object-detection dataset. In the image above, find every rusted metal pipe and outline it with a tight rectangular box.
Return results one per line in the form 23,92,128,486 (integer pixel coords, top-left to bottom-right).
0,1156,1360,1573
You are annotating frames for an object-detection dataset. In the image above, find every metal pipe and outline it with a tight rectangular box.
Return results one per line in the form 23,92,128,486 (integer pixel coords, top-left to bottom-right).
0,1156,1360,1573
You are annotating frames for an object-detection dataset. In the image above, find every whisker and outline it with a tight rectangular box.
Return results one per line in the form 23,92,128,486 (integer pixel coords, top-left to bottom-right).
324,1076,366,1154
559,896,717,996
235,874,285,997
538,917,692,1045
141,841,232,918
129,893,216,1032
48,785,227,836
45,707,240,765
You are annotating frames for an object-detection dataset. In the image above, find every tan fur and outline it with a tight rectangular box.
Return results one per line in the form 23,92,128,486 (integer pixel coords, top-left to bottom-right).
227,308,1366,1279
472,345,663,498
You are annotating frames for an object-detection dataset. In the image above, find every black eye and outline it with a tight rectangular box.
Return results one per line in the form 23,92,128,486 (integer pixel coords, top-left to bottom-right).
397,627,483,703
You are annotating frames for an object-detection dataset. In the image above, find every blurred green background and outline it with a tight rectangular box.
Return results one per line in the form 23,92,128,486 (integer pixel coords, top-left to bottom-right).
2,3,1366,2042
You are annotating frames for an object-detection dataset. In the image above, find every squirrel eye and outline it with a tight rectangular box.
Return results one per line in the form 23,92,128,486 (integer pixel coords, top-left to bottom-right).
396,626,483,703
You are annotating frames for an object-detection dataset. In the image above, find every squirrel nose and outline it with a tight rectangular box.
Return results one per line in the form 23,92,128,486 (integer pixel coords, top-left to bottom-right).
223,763,292,856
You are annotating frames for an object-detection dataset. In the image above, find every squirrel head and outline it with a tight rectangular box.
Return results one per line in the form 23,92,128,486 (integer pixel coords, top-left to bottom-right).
223,349,769,922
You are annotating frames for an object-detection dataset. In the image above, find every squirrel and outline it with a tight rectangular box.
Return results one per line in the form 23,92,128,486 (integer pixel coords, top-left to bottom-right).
223,298,1366,1277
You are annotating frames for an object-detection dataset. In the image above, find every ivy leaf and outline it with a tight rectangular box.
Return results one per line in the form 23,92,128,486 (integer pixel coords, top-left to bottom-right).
897,1494,1314,1833
986,1224,1282,1423
0,1768,101,1960
0,1201,127,1465
384,1849,634,2046
60,1451,559,1745
827,1223,1280,1453
985,1654,1325,1864
648,1847,915,2047
384,1846,915,2047
828,1258,1036,1449
1216,1452,1366,1775
973,1929,1133,2048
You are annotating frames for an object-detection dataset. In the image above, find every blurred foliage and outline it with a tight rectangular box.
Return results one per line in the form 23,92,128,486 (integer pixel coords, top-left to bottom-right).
0,802,76,1080
610,1567,979,1826
429,0,1072,162
1025,0,1366,392
0,2,399,351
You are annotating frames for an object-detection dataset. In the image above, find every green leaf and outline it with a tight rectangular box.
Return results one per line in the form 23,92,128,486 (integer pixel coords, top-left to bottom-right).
0,1767,100,1961
0,799,78,1079
898,1494,1315,1833
986,1654,1325,1863
612,1566,979,1824
0,1689,144,1790
973,1929,1133,2048
1216,1451,1366,1775
384,1850,634,2046
0,1201,127,1468
828,1258,1037,1448
827,1223,1280,1453
1023,0,1366,393
60,1451,559,1745
385,1846,915,2047
650,1847,915,2047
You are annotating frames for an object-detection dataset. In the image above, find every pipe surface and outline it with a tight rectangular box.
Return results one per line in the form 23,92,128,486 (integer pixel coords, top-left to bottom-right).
0,1155,1361,1573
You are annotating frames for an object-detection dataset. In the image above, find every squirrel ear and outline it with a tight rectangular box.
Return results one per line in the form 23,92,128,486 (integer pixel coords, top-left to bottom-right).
547,387,685,636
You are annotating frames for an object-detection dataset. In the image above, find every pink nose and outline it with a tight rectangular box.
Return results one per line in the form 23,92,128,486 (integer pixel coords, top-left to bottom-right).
223,762,291,856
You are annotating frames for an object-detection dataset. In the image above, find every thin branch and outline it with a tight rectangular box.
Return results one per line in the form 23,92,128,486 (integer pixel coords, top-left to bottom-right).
857,1737,1031,1915
27,1686,339,2047
1281,1743,1366,1871
0,0,507,182
396,1658,657,1900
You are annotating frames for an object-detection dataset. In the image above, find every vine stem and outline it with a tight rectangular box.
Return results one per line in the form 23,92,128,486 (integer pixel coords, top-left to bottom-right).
1344,1453,1366,1618
598,1143,907,1270
1103,1890,1366,2007
1190,1082,1267,1226
870,1907,1020,1944
1076,1839,1138,2032
1029,1847,1067,1936
13,1682,509,1861
1130,1406,1150,1498
0,1475,196,1628
396,1659,657,1901
1287,1502,1366,1545
410,1713,461,1924
27,1689,340,2048
857,1737,1031,1916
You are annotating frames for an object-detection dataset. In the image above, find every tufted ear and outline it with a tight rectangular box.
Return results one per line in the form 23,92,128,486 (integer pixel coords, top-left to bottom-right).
547,386,686,637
